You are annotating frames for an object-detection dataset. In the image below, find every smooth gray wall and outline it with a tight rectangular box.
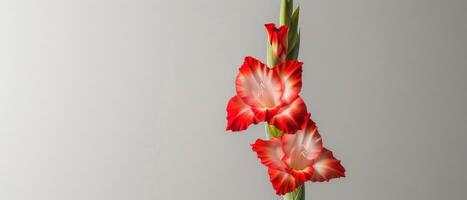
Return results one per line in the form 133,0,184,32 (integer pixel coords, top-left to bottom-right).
1,0,467,200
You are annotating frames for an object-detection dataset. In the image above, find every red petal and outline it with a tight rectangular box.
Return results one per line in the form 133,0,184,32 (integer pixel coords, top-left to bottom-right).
273,61,303,104
235,57,283,114
311,148,346,182
265,23,288,61
268,168,302,195
268,97,308,134
225,96,257,131
251,138,287,171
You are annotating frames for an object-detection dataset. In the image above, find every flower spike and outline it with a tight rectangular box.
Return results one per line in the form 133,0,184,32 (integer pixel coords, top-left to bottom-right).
224,0,345,197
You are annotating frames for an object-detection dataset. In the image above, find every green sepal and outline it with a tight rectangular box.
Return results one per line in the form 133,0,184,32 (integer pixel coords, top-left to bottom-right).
287,31,300,60
288,6,300,44
267,42,277,67
288,29,299,57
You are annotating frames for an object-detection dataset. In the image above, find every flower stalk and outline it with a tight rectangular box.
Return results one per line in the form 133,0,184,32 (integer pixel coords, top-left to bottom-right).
225,0,345,197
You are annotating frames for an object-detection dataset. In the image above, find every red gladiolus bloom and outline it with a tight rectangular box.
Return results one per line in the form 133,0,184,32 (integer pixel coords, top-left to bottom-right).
251,116,346,195
265,23,288,63
226,56,307,134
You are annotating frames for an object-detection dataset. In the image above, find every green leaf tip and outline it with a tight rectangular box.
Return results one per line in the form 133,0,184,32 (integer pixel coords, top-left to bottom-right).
287,30,300,60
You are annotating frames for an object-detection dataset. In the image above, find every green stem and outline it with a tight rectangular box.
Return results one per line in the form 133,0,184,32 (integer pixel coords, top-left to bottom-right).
265,124,284,138
284,185,305,200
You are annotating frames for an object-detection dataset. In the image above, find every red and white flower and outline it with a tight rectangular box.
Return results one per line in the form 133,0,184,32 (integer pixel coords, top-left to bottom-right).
265,23,288,63
251,116,346,195
226,56,306,134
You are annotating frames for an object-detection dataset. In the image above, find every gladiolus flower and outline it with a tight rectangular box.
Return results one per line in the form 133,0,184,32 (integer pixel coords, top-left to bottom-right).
251,116,346,195
266,23,288,64
226,56,306,134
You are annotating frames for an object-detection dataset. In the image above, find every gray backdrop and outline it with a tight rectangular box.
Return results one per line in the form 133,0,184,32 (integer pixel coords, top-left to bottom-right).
1,0,467,200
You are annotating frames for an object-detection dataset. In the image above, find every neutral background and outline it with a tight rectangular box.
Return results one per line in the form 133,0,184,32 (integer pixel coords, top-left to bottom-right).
1,0,467,199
